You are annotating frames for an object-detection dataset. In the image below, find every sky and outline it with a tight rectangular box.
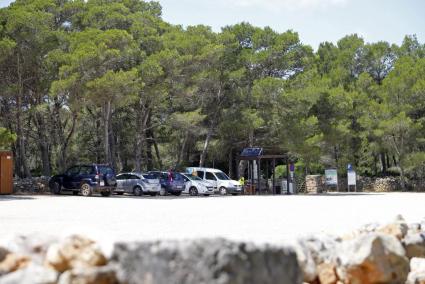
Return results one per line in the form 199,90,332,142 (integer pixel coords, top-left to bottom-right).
1,0,424,49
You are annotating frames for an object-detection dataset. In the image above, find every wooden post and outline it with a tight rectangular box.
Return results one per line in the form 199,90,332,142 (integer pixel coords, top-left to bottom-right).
265,160,269,194
257,159,261,195
250,160,254,195
286,162,290,194
272,158,276,195
236,157,239,179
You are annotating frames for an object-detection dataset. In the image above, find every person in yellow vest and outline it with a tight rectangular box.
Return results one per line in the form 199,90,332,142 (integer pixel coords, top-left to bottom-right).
238,176,246,194
238,176,245,186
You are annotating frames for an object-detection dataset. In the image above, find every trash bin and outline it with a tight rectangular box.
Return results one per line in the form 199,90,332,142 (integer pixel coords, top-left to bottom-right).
281,179,295,194
0,151,13,194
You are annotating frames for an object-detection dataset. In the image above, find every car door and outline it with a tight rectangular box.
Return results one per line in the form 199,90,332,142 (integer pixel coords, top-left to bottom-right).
128,174,141,192
116,174,128,191
122,174,132,193
205,172,218,189
78,166,94,186
62,166,80,189
182,175,191,192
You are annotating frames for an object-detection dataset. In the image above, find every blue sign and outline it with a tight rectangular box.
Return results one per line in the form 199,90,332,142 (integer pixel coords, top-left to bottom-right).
240,148,263,157
289,164,295,172
347,164,353,171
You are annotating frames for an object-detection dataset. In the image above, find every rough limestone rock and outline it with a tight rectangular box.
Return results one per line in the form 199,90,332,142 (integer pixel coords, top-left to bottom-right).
408,223,422,235
0,254,30,276
299,236,338,265
1,234,57,265
0,263,58,284
404,233,425,259
112,238,302,284
341,223,380,241
58,266,118,284
336,233,409,284
317,262,339,284
378,215,408,240
294,240,317,282
295,236,339,283
0,248,9,263
45,235,107,272
407,258,425,284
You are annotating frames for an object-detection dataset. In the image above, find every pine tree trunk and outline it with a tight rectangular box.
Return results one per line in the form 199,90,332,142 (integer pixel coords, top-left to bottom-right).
109,122,117,171
15,53,30,178
228,149,233,178
152,131,162,169
380,152,387,174
35,113,51,176
61,113,77,171
104,101,111,165
177,131,189,168
146,114,153,170
135,104,150,172
199,126,213,167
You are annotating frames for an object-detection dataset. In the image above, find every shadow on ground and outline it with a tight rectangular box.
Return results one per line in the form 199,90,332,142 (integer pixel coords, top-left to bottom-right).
0,195,36,201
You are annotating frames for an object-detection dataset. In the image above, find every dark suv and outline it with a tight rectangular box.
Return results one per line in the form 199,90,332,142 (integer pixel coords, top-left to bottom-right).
49,164,117,197
148,171,185,196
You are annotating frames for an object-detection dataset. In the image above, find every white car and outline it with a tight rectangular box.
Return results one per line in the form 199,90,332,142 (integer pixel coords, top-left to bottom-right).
185,167,243,195
180,173,215,196
115,172,161,196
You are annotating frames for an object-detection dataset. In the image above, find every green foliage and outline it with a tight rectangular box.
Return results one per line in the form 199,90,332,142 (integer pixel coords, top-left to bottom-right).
0,0,424,185
0,128,17,150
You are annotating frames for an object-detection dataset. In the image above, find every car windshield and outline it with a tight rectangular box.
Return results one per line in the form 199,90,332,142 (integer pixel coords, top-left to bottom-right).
98,166,114,175
142,174,156,179
215,172,230,180
185,175,202,181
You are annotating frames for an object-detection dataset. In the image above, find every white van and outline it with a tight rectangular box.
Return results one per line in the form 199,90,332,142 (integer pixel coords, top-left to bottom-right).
185,167,243,195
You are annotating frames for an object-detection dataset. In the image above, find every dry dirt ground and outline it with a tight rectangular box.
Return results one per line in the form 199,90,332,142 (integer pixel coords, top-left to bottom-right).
1,192,425,252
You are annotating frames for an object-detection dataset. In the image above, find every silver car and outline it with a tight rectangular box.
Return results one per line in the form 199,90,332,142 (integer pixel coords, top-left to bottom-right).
180,173,215,196
115,172,161,196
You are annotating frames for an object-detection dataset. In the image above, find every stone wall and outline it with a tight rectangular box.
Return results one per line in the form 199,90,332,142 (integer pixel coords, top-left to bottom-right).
304,176,405,193
1,216,425,284
13,177,50,194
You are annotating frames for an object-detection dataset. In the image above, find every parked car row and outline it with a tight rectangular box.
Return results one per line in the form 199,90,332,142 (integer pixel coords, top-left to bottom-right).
48,164,244,197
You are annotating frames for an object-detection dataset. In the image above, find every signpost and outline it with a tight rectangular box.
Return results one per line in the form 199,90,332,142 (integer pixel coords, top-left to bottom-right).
347,164,357,192
325,169,338,192
289,164,295,194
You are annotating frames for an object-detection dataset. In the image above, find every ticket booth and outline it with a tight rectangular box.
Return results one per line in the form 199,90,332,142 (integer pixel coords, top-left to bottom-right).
0,151,13,194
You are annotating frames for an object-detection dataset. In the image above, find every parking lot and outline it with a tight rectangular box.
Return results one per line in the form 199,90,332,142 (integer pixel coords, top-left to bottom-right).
1,192,425,252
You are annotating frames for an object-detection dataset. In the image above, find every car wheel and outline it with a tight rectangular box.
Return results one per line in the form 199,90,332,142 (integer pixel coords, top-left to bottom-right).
72,191,79,196
50,182,61,195
219,187,227,195
203,194,210,196
159,186,167,196
189,187,198,196
133,186,143,196
101,191,111,197
80,183,92,197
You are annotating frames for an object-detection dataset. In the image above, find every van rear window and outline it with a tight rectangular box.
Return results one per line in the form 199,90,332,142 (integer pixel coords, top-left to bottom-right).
98,166,114,175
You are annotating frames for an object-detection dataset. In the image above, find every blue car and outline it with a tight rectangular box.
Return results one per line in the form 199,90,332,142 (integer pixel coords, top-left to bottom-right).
148,171,185,196
49,164,117,197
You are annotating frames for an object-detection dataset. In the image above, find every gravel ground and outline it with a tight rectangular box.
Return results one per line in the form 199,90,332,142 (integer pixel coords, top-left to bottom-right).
1,192,425,252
